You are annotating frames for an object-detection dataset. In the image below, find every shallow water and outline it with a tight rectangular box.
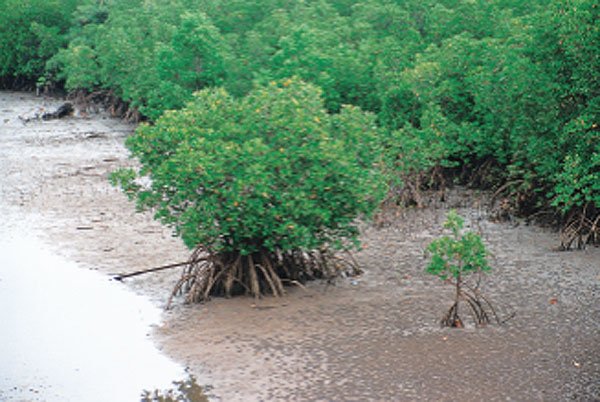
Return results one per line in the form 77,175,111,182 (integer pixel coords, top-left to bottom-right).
0,213,187,401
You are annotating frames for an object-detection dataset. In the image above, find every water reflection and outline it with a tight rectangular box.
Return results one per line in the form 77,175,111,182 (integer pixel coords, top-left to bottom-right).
141,375,210,402
0,215,201,401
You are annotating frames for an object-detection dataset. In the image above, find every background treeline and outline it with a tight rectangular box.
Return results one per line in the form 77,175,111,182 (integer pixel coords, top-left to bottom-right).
1,0,598,220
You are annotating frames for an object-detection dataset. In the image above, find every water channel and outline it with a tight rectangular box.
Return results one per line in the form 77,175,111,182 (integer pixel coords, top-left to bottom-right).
0,92,205,400
0,211,189,401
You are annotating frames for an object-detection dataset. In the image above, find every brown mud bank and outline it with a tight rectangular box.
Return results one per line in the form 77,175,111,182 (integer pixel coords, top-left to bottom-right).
1,91,598,401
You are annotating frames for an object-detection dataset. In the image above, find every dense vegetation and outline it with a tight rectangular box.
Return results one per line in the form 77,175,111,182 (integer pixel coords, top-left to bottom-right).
112,80,385,300
2,0,597,295
0,0,79,88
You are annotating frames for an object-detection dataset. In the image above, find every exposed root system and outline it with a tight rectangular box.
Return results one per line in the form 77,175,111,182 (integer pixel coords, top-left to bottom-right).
560,204,600,250
378,167,447,227
68,89,142,122
442,287,498,328
166,246,361,308
441,275,513,328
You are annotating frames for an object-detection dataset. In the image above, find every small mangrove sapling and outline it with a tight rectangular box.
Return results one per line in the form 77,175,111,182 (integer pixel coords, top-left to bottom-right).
426,210,500,327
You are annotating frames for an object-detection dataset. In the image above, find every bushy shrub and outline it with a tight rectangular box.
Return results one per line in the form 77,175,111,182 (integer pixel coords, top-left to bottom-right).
384,1,599,222
552,105,600,213
547,1,600,216
112,79,386,302
51,0,230,119
0,0,79,87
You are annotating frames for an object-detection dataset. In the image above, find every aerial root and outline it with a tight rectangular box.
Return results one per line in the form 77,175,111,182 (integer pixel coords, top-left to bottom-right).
166,246,359,308
441,281,513,328
560,204,599,250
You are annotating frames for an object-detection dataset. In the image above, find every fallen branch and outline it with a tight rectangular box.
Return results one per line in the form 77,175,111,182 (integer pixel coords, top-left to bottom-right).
113,258,206,281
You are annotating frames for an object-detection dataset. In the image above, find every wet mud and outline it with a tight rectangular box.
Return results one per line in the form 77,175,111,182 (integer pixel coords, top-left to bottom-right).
1,92,598,401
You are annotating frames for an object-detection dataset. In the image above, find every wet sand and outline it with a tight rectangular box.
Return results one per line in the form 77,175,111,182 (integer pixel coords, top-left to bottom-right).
1,91,598,401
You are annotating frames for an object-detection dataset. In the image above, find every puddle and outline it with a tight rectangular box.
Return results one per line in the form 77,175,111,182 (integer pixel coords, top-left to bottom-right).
0,213,196,401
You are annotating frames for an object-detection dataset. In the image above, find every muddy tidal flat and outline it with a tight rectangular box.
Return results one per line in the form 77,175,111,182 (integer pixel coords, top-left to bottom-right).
0,91,598,401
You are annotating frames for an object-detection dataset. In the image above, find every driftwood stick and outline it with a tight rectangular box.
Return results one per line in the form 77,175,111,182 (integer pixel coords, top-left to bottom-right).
113,258,205,281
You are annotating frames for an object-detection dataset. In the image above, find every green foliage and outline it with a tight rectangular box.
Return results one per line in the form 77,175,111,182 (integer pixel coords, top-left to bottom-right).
0,0,79,86
381,0,598,215
2,0,597,220
426,210,490,281
552,104,600,212
113,79,386,253
49,0,230,119
545,1,600,212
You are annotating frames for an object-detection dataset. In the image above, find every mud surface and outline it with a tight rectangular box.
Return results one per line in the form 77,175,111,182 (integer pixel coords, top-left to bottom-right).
1,91,598,401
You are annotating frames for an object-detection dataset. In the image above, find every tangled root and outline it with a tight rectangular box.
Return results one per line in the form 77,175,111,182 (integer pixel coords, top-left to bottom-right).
392,166,447,209
560,205,600,250
166,247,360,308
67,89,142,122
441,288,498,328
441,279,513,328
